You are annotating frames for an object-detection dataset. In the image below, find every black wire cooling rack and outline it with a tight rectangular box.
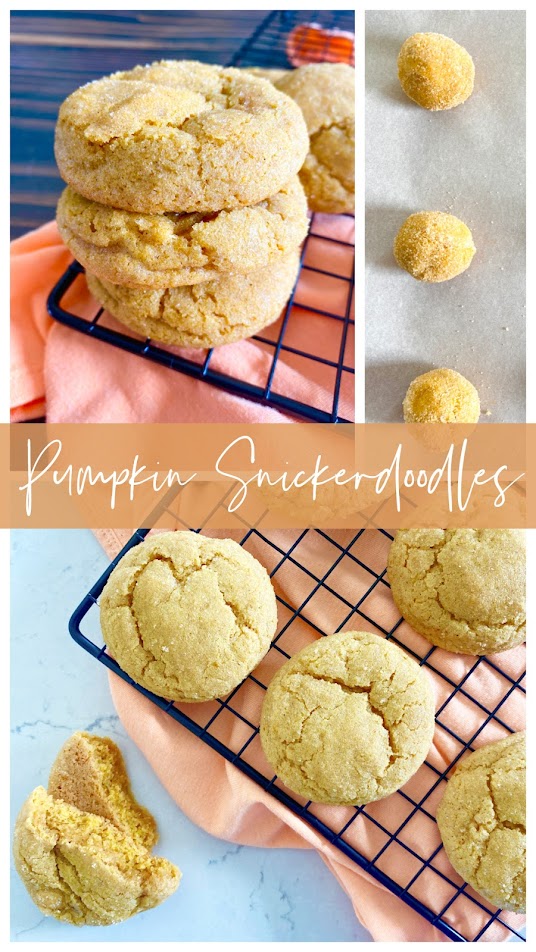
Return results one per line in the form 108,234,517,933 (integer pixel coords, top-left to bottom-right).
47,10,355,423
69,496,525,943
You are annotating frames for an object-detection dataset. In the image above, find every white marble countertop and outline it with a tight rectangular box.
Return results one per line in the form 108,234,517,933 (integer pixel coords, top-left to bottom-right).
10,529,372,942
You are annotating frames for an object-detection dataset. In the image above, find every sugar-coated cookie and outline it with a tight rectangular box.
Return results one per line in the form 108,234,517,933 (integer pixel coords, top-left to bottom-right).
388,529,526,655
437,733,526,913
260,630,435,805
100,532,278,702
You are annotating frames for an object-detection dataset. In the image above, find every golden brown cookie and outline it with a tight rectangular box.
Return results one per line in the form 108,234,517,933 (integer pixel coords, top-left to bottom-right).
86,250,300,348
55,60,309,213
403,368,480,423
100,531,278,702
260,630,435,805
48,732,157,850
394,211,476,282
13,787,180,926
275,63,355,214
436,733,526,913
398,32,475,111
56,179,308,289
388,529,526,655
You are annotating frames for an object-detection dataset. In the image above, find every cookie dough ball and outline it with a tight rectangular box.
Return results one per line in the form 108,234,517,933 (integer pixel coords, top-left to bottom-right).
388,529,526,655
55,60,309,213
86,250,300,348
48,732,158,850
403,368,480,423
394,212,476,282
100,531,277,702
13,787,180,926
398,32,475,111
437,733,526,913
275,63,355,214
260,630,435,805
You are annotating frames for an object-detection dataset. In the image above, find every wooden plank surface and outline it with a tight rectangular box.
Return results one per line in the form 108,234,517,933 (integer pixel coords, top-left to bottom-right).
10,10,270,239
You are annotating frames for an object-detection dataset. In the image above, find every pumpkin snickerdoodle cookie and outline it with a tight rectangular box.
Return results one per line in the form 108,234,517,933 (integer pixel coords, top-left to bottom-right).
57,179,308,289
55,60,309,214
436,732,526,913
48,732,158,850
100,532,278,702
388,529,526,655
13,787,180,926
86,250,300,348
275,63,355,214
260,630,435,805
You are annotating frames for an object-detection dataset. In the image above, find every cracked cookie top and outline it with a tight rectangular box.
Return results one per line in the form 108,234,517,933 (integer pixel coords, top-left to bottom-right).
100,531,278,702
54,60,310,213
275,63,355,214
436,732,526,913
260,630,435,805
388,529,526,655
13,787,180,926
56,178,308,289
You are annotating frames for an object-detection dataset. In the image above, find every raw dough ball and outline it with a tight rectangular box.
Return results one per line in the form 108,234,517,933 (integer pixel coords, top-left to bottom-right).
394,211,476,282
398,32,475,111
403,368,480,423
436,733,526,913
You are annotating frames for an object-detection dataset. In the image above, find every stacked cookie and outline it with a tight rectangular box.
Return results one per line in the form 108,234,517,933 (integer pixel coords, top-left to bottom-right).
55,60,310,348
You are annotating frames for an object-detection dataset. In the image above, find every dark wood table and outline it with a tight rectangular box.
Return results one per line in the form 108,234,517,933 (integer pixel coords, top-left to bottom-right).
10,10,270,239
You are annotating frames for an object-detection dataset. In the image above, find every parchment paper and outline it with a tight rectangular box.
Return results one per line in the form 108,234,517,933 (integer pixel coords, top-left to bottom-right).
365,10,526,423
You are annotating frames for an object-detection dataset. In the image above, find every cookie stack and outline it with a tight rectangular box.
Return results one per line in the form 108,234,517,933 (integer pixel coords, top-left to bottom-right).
54,60,310,348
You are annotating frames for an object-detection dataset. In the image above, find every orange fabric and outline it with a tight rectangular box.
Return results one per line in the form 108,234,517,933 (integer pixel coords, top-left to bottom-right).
10,221,354,424
97,527,525,943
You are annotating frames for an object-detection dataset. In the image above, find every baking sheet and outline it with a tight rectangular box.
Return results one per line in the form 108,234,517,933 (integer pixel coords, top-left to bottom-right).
365,10,526,423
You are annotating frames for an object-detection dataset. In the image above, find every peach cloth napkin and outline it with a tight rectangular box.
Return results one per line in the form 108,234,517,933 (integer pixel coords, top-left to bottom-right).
10,221,354,423
96,527,525,943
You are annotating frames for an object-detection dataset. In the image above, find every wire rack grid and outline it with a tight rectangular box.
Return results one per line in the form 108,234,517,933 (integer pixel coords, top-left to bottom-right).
46,9,355,424
69,496,525,943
